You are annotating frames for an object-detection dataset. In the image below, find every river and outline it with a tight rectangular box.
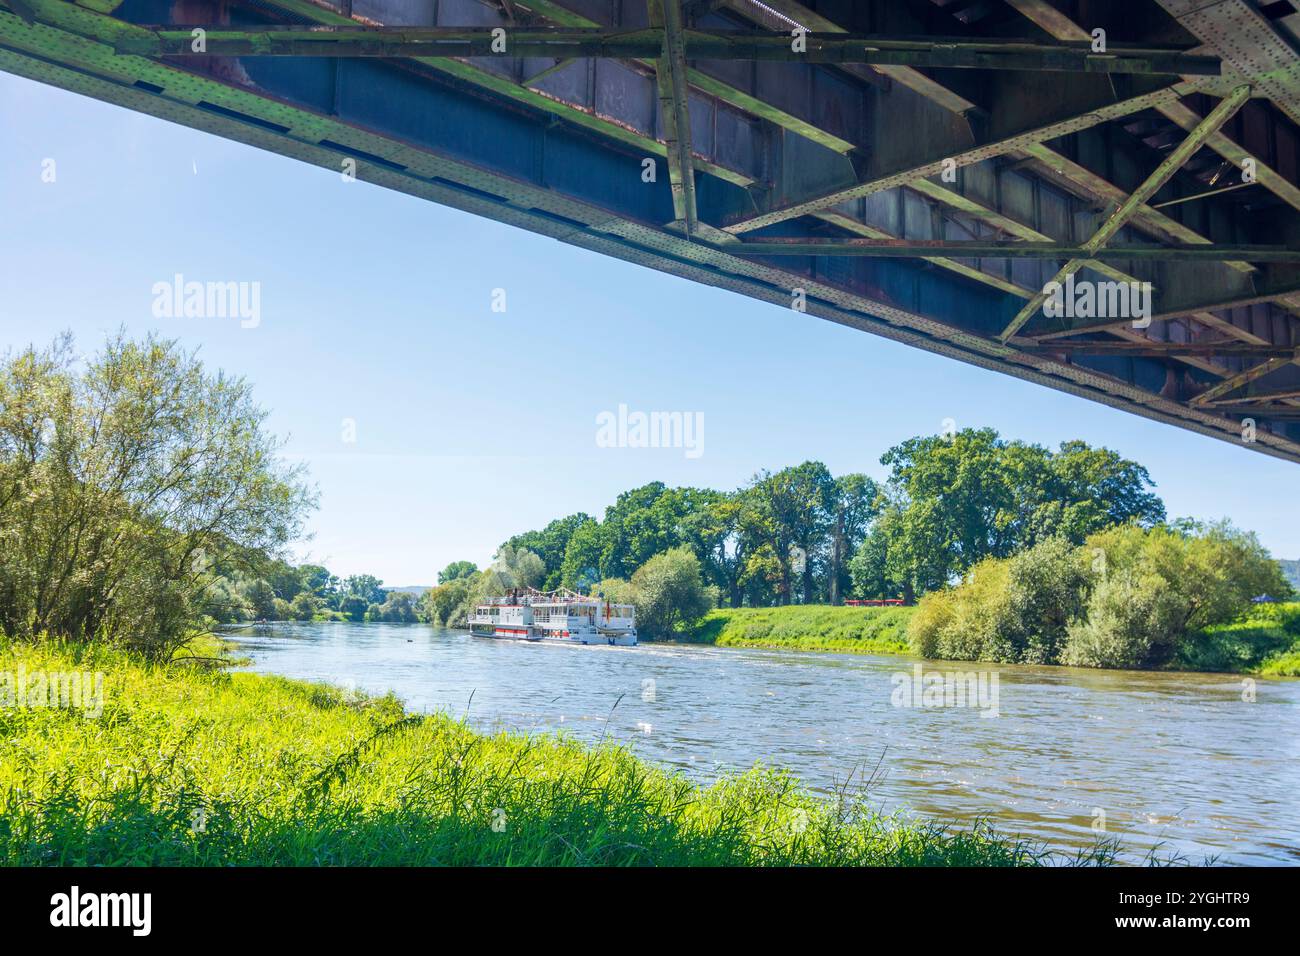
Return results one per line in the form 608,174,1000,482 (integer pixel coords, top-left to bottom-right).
227,621,1300,864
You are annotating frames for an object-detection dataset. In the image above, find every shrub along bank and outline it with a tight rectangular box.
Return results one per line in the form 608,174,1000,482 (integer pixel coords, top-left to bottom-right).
907,522,1297,673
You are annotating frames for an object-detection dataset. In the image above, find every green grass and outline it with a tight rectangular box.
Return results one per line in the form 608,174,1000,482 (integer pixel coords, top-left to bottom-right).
1178,602,1300,677
683,605,914,656
0,637,1108,866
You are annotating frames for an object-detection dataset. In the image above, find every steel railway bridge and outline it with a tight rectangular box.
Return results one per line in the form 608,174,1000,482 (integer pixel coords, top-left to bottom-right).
4,0,1300,461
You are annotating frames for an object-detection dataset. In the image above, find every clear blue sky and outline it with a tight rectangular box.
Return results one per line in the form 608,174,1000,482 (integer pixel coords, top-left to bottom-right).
3,73,1297,585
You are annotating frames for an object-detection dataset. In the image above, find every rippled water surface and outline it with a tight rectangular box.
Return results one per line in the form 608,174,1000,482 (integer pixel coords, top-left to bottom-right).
228,621,1300,864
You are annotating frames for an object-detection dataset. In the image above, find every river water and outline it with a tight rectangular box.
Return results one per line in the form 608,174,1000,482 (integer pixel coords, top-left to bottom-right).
227,621,1300,864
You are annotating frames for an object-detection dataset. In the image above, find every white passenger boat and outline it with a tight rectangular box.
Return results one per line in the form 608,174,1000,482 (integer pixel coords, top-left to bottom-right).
467,588,637,646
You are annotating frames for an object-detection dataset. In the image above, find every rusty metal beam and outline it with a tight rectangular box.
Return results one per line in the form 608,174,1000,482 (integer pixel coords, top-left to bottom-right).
647,0,697,234
516,0,1266,339
1206,388,1300,405
1205,405,1300,420
1022,341,1298,358
999,85,1252,341
1156,0,1300,127
221,0,769,190
723,80,1190,234
109,24,1221,73
1191,356,1296,405
8,0,1300,460
724,237,1300,262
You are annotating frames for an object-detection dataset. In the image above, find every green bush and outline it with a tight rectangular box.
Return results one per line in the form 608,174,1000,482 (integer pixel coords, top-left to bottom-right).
1004,536,1091,664
908,538,1086,664
908,524,1291,671
629,547,713,639
1062,570,1184,669
289,592,318,622
906,591,953,659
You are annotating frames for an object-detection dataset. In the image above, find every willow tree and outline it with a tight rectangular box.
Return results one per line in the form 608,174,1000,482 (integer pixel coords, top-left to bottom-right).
0,332,314,658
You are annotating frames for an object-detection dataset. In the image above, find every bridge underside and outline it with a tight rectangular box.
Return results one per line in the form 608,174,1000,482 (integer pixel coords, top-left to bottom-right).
5,0,1300,461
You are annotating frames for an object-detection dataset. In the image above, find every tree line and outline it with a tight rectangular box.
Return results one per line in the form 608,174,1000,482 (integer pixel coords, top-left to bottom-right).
436,428,1166,608
0,331,1194,655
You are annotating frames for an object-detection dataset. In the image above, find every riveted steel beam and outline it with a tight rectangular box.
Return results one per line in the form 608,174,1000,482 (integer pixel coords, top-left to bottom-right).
1191,356,1297,405
723,238,1300,261
110,25,1220,73
1021,341,1298,358
1207,388,1300,405
647,1,698,234
194,0,766,190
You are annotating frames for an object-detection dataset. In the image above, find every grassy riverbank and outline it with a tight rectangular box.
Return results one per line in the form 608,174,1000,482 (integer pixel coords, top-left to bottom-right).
1180,602,1300,677
0,638,1099,866
683,606,913,656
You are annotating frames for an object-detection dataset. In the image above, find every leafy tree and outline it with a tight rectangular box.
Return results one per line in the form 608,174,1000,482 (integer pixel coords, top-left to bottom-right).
264,560,307,602
344,574,386,606
628,547,712,639
437,560,479,584
1085,520,1290,635
505,513,591,589
592,577,636,605
1062,570,1184,669
599,483,678,579
490,544,545,591
0,332,312,657
243,579,279,621
289,591,318,621
372,590,420,623
423,578,473,626
743,463,835,604
849,523,905,601
679,491,746,607
873,429,1163,600
298,564,336,600
827,474,879,605
909,522,1289,669
340,595,368,622
560,519,605,590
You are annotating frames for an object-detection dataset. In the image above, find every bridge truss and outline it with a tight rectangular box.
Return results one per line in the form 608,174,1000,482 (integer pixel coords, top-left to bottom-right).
4,0,1300,460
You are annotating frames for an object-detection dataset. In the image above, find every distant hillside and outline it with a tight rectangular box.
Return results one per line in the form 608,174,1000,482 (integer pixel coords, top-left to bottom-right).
1280,560,1300,591
386,586,430,598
